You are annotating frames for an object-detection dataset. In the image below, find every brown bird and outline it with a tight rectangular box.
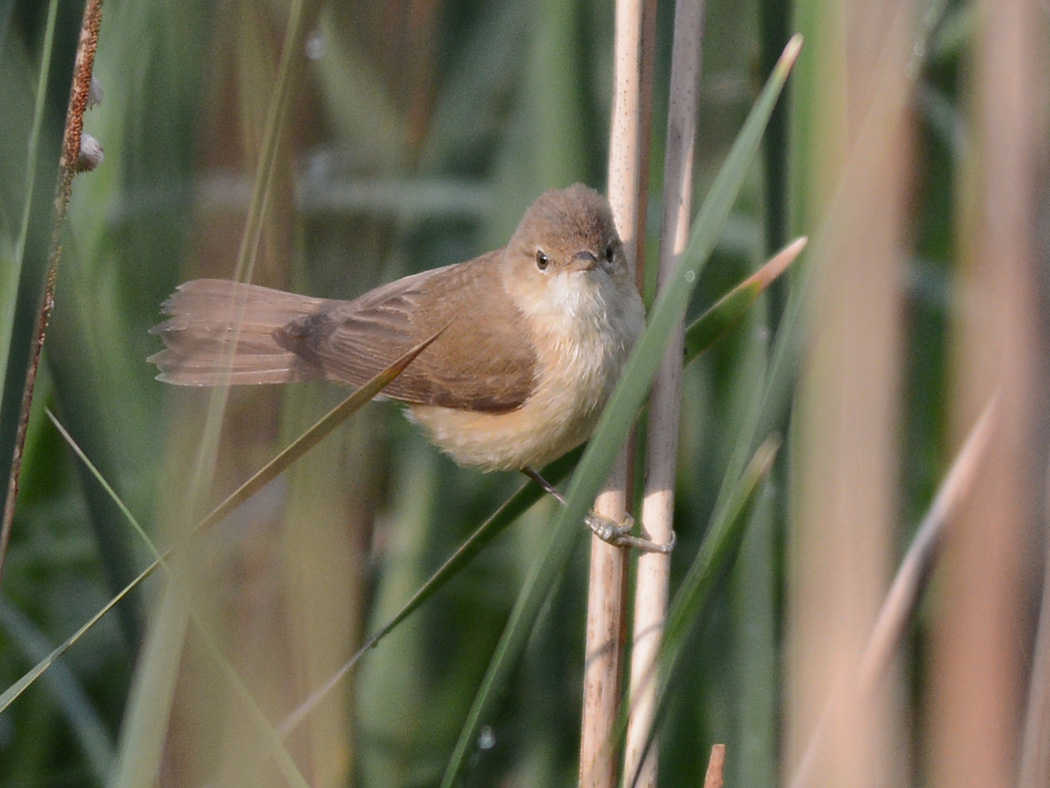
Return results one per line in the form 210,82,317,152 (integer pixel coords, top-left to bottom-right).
151,184,670,552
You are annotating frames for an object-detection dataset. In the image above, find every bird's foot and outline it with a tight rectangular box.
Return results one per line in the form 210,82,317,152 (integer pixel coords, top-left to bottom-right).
585,512,675,554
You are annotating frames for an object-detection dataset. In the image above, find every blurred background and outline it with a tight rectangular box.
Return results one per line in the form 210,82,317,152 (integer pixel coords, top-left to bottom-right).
0,0,1048,786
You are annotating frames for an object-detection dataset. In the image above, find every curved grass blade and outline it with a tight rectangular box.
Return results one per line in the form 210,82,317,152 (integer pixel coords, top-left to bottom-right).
276,449,579,737
0,563,150,715
0,0,59,384
660,436,778,688
44,412,311,788
439,34,803,788
683,236,806,365
191,326,447,535
0,330,441,715
0,600,114,783
0,0,103,587
625,436,780,788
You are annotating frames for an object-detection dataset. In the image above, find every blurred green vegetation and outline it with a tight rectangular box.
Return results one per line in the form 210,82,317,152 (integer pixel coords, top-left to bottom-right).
0,0,1000,786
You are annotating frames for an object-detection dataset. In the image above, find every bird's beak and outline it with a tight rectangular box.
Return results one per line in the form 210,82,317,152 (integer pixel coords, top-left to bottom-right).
570,250,599,272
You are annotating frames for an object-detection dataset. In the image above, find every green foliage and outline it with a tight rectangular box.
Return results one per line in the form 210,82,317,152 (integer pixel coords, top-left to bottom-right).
0,0,978,786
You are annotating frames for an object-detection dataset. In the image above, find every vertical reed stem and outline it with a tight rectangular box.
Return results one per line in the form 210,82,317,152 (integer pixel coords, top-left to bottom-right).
580,1,654,785
623,0,704,785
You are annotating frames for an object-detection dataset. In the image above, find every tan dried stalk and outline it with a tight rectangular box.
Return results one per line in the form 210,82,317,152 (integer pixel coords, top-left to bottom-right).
789,397,998,788
622,0,704,785
785,1,914,784
1020,456,1050,788
702,744,726,788
929,1,1043,786
993,6,1047,787
579,1,655,786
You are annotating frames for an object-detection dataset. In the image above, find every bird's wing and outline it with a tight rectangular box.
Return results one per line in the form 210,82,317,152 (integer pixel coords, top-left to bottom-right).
274,251,538,411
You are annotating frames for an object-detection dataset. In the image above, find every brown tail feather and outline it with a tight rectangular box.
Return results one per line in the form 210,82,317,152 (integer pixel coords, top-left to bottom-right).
149,279,326,386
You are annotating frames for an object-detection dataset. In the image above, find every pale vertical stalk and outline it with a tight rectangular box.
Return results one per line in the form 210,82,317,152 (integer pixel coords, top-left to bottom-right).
787,1,911,786
579,1,649,785
991,8,1047,788
1020,464,1050,788
703,744,726,788
581,453,630,788
633,0,658,293
622,0,703,785
929,0,1041,786
789,398,998,788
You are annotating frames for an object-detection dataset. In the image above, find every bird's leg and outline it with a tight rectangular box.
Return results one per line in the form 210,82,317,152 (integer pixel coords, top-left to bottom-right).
522,468,675,555
522,467,568,503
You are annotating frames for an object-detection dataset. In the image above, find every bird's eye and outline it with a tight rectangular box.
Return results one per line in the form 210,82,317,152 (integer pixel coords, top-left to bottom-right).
535,250,550,271
604,243,615,262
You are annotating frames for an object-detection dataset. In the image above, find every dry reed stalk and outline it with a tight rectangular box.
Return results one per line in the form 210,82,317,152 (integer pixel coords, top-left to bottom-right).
1020,457,1050,788
0,0,103,588
786,1,913,785
579,1,654,785
622,0,704,785
929,1,1043,786
995,7,1048,788
581,458,631,788
789,398,998,788
633,0,658,294
702,744,726,788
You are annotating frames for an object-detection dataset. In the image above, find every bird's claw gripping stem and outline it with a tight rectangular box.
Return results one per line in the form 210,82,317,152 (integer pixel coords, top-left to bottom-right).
585,512,675,554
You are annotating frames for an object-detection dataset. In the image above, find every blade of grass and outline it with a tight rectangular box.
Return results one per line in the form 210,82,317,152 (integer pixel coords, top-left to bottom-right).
46,411,312,788
0,564,150,715
0,600,114,784
438,35,802,788
666,435,781,658
683,236,806,365
0,0,58,384
0,0,102,589
625,436,780,788
276,449,579,737
0,330,439,715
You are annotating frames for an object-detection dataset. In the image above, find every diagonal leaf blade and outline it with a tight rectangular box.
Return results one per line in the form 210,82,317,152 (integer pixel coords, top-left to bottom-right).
276,448,580,737
439,34,803,788
624,436,780,787
684,236,806,364
0,329,440,715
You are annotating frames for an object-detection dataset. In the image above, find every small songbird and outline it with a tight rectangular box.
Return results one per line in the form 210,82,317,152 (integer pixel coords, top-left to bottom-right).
151,184,669,552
